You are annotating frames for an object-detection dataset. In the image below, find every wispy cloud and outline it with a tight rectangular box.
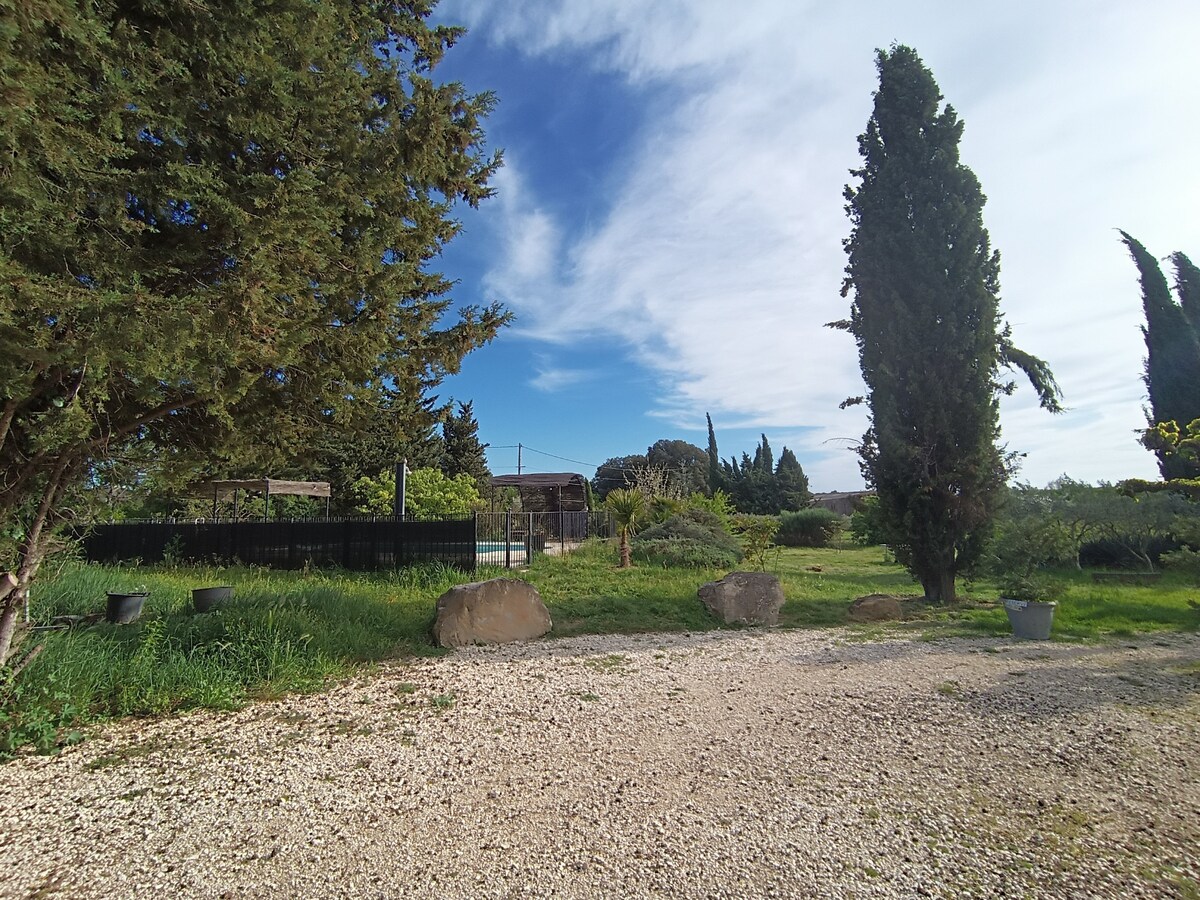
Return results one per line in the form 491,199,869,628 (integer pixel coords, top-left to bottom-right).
446,0,1200,488
529,359,599,394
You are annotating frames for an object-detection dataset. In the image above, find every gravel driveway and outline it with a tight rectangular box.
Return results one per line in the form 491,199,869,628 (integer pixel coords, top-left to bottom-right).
2,629,1198,899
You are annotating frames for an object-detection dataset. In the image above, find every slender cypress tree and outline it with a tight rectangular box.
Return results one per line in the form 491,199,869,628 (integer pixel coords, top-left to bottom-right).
839,45,1060,604
706,413,722,496
1122,234,1200,479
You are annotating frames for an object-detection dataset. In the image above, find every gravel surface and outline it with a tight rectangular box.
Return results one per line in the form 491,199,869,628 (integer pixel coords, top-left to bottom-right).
2,629,1198,899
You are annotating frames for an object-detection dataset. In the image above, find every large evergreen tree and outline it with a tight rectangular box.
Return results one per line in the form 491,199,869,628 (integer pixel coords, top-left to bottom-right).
1121,233,1200,480
837,45,1060,604
719,433,810,514
0,0,508,664
646,439,709,497
775,448,812,511
591,455,648,501
441,400,491,491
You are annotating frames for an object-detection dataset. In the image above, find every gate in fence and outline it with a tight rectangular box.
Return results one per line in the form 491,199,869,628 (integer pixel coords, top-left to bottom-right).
474,510,611,568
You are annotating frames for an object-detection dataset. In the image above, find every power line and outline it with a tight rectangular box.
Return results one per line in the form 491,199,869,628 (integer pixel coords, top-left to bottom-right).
519,445,603,469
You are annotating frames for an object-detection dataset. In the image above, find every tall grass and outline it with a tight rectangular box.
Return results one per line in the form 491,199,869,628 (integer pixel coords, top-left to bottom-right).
4,544,1197,756
3,560,489,754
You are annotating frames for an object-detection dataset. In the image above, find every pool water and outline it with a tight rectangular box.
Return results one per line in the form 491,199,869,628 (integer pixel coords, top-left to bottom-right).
476,542,528,554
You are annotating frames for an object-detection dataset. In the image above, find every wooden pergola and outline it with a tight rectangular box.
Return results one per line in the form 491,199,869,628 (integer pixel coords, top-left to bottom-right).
191,478,332,519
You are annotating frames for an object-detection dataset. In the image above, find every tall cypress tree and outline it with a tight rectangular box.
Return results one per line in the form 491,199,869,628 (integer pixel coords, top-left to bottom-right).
838,45,1060,603
706,413,722,496
1122,233,1200,479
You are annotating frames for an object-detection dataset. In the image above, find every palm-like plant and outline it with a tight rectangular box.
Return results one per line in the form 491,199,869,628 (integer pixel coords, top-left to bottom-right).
605,488,646,568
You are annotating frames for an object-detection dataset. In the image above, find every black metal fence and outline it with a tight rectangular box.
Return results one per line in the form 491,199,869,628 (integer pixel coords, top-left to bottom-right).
80,516,477,571
80,510,613,572
475,511,611,568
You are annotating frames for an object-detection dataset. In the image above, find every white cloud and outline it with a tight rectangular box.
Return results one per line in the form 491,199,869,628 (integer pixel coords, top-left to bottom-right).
529,357,599,394
446,0,1200,488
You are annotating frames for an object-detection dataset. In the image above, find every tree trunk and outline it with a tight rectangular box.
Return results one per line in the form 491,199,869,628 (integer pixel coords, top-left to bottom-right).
619,535,631,568
0,457,74,666
921,568,957,604
0,574,22,668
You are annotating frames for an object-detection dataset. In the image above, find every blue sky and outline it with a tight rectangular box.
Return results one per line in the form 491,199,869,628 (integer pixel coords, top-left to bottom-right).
429,0,1200,490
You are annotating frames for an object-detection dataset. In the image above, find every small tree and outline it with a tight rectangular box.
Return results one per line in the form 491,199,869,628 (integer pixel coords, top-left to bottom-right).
441,401,491,492
350,468,481,518
606,488,646,569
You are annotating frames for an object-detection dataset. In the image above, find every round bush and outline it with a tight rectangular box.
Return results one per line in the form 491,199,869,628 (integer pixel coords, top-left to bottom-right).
632,537,742,569
633,509,743,568
775,508,845,548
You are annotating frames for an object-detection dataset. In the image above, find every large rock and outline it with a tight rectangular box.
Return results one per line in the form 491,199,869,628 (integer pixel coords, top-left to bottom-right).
698,572,784,626
433,578,552,648
848,594,904,622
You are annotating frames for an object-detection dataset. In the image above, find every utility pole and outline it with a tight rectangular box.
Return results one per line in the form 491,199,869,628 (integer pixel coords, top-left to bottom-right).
517,443,523,476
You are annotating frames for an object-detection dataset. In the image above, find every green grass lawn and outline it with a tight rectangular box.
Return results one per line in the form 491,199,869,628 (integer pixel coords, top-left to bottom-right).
3,542,1197,755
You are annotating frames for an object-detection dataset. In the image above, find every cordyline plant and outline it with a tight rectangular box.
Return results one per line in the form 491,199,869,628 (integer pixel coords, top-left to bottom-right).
605,488,646,569
0,0,509,668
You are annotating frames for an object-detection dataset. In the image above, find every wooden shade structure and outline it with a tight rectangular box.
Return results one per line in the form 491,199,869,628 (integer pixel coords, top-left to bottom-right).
191,478,332,518
489,473,588,512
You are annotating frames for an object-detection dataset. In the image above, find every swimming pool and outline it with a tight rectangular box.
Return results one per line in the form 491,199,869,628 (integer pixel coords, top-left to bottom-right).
476,542,529,554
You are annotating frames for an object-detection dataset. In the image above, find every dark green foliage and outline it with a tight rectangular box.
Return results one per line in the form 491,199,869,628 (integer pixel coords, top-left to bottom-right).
837,45,1060,604
441,401,491,491
718,431,812,514
848,495,888,546
592,454,647,500
1172,252,1200,335
1121,233,1200,480
633,508,743,569
646,439,710,497
0,0,508,662
776,508,845,548
775,448,812,510
706,413,721,497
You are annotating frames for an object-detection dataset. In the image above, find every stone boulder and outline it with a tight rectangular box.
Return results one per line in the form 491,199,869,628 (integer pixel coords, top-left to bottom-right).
698,572,785,626
433,578,552,648
848,594,904,623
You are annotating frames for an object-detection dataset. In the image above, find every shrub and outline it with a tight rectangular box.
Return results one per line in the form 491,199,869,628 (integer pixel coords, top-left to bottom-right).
632,538,742,570
848,495,888,545
1161,547,1200,579
685,490,736,531
730,514,779,569
647,495,686,525
776,508,844,548
633,508,743,569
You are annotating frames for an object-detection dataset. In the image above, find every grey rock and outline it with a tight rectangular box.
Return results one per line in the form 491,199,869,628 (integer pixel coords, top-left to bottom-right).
433,578,552,648
698,571,785,626
848,594,904,622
